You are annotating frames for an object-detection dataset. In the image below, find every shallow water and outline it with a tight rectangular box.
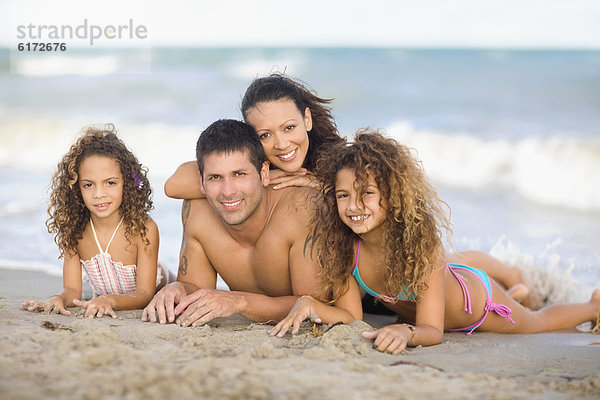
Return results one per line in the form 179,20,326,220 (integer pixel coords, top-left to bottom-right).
1,47,598,298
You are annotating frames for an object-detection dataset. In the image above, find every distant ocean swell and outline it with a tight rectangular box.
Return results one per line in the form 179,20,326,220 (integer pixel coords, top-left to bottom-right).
1,117,600,212
387,121,600,211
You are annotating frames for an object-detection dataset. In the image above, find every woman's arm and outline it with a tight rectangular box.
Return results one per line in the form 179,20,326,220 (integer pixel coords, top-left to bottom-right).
269,168,321,190
74,219,160,318
164,161,205,199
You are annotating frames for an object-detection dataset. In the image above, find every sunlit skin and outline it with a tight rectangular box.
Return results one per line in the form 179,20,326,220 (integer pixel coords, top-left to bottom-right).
201,150,268,226
21,155,159,319
335,169,386,240
142,148,322,327
244,99,312,173
163,99,317,198
271,162,600,355
78,155,123,225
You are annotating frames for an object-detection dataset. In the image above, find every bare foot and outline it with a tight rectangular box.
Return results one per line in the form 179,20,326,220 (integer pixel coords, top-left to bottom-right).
498,266,539,309
507,283,529,304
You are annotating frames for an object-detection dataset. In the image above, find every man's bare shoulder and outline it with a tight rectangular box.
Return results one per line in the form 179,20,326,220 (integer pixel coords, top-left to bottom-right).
181,198,219,234
267,186,319,237
267,186,320,260
272,186,319,218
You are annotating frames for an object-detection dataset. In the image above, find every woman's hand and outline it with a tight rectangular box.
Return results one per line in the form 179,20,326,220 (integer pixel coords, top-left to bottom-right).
73,296,117,319
21,295,71,316
269,296,322,337
270,169,320,190
362,324,414,355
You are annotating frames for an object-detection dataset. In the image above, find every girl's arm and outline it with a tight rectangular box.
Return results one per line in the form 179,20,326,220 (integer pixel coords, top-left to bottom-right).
74,219,160,318
21,251,82,315
363,266,445,354
164,161,205,199
269,277,363,337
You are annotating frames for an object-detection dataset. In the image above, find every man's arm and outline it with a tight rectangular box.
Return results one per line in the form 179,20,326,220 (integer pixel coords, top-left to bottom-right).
142,200,218,324
176,200,218,292
174,290,299,326
174,192,323,326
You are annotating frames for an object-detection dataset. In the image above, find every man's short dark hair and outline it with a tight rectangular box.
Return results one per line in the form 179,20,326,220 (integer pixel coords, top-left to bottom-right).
196,119,267,177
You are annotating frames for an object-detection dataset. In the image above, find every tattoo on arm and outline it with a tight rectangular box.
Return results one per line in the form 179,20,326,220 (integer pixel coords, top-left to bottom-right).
182,200,191,229
178,255,188,275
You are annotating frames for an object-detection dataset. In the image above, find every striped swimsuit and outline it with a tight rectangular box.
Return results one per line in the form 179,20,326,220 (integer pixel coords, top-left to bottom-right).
81,218,161,295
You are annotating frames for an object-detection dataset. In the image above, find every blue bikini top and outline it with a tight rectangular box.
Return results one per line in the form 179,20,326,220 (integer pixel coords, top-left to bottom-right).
351,239,417,302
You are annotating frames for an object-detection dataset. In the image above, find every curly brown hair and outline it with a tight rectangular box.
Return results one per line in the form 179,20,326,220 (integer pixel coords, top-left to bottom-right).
47,124,153,258
314,129,452,302
241,73,344,171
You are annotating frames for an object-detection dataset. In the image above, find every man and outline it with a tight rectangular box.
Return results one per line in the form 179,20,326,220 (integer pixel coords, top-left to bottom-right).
142,119,321,326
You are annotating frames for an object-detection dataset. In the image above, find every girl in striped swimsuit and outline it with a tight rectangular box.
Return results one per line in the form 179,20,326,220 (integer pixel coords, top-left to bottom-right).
22,124,170,319
270,130,600,354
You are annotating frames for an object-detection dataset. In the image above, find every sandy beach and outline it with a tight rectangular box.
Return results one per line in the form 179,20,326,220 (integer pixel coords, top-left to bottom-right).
0,267,599,400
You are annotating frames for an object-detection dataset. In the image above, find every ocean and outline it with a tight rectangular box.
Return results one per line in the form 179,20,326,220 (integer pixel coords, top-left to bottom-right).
1,47,599,301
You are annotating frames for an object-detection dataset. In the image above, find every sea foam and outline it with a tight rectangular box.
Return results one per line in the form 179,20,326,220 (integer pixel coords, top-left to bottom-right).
387,121,600,211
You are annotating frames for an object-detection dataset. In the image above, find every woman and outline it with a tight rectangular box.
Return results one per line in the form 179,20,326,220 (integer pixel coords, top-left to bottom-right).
164,73,344,197
165,74,533,310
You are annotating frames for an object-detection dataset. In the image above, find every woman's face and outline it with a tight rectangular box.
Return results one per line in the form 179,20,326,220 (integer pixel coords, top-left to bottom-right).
245,98,312,173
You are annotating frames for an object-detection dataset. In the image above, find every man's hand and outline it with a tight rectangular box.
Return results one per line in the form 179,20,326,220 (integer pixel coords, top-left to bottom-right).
141,282,187,324
174,289,246,327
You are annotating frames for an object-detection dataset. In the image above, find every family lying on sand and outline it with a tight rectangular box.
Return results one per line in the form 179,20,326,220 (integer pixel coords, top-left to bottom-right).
22,74,600,355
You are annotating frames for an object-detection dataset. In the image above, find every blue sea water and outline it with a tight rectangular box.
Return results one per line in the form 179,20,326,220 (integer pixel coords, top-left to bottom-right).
1,47,599,300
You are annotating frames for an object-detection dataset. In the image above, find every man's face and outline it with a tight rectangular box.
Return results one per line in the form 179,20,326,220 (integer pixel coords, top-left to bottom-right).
201,150,269,226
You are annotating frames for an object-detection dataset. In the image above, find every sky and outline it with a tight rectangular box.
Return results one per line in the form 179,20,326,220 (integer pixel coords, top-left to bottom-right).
1,0,600,49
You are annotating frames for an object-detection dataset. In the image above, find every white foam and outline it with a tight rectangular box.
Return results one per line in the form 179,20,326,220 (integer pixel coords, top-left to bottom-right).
487,236,595,306
387,121,600,211
0,117,199,178
3,117,600,211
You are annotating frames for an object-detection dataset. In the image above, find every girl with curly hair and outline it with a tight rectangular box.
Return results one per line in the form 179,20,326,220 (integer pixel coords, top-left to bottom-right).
164,72,344,197
22,124,170,318
165,74,533,312
270,130,600,354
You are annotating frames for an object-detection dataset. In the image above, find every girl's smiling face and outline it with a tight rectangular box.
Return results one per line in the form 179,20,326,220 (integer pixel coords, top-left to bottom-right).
335,168,386,238
244,98,312,173
78,155,123,222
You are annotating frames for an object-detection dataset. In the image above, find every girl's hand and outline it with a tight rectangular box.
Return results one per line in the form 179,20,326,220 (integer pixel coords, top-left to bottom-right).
270,169,320,190
73,297,117,319
362,324,413,355
21,295,71,316
269,296,322,337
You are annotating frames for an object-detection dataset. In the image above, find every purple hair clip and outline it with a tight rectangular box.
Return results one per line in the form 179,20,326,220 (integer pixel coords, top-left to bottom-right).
133,172,145,191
